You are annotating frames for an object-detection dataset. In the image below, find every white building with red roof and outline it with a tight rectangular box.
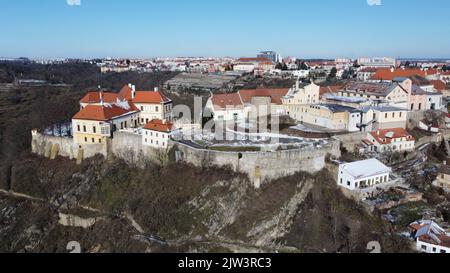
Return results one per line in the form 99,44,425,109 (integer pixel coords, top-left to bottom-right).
409,220,450,253
142,119,177,149
119,84,173,124
205,87,290,121
73,83,174,145
205,93,246,121
363,128,415,153
72,99,140,145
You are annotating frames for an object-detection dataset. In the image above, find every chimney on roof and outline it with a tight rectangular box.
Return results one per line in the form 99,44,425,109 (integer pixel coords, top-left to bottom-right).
100,91,104,106
131,85,136,99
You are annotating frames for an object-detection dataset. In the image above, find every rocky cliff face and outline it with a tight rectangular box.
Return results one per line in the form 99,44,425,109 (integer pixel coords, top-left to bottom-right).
0,154,410,253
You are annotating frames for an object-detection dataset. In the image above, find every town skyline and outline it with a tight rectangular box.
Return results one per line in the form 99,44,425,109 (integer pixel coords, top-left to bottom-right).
1,0,450,59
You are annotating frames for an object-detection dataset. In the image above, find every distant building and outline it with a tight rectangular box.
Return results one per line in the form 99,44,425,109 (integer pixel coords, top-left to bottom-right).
409,220,450,253
257,51,279,63
338,158,391,193
234,57,275,75
357,68,378,82
357,57,396,68
370,68,440,82
363,128,415,153
441,71,450,83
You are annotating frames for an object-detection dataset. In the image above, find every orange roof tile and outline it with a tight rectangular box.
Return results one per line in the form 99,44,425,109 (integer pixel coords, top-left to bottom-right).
211,93,244,111
73,103,138,121
430,80,448,91
143,119,175,132
133,91,172,104
238,88,289,105
370,128,415,145
119,85,133,101
80,92,118,104
371,68,438,81
319,84,344,96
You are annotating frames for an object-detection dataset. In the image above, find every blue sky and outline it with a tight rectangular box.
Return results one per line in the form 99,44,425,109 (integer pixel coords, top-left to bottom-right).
1,0,449,59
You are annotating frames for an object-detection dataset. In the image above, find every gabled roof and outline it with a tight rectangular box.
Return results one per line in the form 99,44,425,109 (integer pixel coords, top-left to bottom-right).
119,85,133,101
133,91,172,104
340,158,391,180
370,128,415,145
238,88,289,105
143,119,175,132
211,93,244,111
430,80,448,91
80,92,119,104
410,220,450,248
341,81,402,96
73,102,138,121
371,68,439,81
319,84,344,96
410,75,433,87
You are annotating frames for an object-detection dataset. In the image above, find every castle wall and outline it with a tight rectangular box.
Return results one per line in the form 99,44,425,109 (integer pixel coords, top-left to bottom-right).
31,130,341,188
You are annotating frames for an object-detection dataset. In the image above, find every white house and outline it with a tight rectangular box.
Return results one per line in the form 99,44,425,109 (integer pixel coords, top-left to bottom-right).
142,119,176,149
409,220,450,254
119,85,173,124
233,63,255,73
363,128,416,153
205,93,246,121
338,158,391,192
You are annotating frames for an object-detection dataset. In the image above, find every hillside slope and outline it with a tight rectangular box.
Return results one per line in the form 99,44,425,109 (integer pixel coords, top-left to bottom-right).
0,154,410,253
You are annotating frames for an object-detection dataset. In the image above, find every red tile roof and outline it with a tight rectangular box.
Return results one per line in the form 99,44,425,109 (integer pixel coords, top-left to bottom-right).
319,85,344,96
370,128,415,145
73,103,138,121
119,85,133,101
80,92,119,104
143,119,174,132
238,88,289,105
371,68,439,81
133,91,172,104
237,57,272,63
430,80,448,91
211,93,244,111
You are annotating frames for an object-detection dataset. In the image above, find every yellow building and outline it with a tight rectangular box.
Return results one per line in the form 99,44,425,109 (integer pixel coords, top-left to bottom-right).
72,101,140,145
295,104,361,132
433,164,450,192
